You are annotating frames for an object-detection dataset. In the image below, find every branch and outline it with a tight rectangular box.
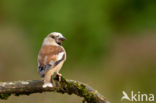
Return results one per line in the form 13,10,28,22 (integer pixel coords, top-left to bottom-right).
0,76,110,103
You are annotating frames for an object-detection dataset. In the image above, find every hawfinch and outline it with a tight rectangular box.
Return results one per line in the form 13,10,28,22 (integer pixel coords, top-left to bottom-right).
38,32,66,88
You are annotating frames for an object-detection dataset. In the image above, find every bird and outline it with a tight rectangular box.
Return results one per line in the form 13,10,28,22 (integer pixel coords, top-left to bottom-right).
38,32,66,88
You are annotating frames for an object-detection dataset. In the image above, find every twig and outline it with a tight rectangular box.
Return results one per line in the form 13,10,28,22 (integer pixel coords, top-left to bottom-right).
0,76,110,103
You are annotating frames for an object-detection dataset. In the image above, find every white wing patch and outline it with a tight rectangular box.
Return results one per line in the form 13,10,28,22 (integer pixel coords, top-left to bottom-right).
48,51,65,67
49,61,55,66
57,52,64,61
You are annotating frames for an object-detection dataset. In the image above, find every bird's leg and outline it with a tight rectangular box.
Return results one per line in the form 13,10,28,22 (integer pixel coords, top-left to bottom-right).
56,72,62,81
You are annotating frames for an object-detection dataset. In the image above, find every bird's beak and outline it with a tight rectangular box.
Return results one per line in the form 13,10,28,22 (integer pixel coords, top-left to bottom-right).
59,37,66,42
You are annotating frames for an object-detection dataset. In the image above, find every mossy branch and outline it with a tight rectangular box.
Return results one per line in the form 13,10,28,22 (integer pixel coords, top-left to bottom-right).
0,76,110,103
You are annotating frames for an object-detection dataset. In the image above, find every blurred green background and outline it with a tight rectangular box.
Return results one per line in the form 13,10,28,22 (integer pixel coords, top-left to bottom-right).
0,0,156,103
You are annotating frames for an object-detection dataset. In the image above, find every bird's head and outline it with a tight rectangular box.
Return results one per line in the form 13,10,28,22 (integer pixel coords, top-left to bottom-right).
44,32,66,45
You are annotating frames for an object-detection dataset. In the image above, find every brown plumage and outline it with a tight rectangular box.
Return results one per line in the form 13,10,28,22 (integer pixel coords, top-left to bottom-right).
38,45,63,65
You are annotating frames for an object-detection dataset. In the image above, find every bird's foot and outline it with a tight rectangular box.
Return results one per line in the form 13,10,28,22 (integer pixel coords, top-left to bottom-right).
57,73,62,81
42,83,53,88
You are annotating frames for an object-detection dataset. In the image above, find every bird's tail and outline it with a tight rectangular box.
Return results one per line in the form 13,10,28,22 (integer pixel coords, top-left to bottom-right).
42,82,53,88
42,69,55,88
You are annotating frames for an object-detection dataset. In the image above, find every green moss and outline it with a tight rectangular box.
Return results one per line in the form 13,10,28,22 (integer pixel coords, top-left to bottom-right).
74,83,94,102
0,93,11,100
54,76,96,102
93,90,98,95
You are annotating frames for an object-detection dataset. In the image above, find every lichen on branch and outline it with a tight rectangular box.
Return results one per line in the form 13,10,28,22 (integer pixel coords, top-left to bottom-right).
0,76,110,103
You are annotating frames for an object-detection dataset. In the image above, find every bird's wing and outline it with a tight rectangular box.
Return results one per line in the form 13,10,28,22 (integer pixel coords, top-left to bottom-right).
38,45,65,77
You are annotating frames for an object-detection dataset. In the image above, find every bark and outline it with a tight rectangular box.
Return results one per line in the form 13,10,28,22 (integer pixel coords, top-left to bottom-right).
0,76,110,103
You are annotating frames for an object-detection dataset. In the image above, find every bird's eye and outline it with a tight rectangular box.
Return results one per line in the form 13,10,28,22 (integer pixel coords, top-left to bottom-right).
51,35,55,38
